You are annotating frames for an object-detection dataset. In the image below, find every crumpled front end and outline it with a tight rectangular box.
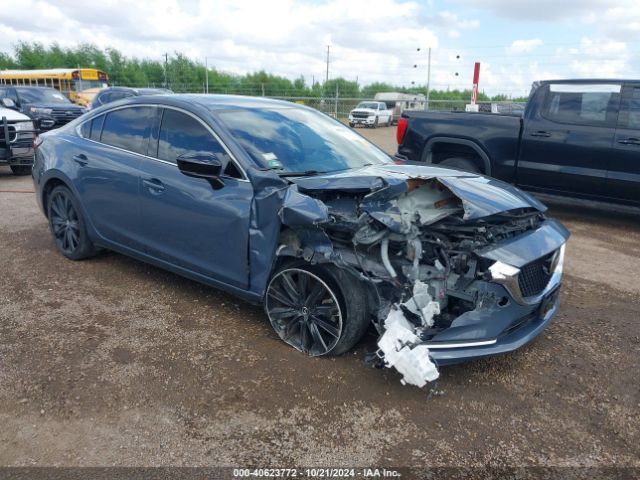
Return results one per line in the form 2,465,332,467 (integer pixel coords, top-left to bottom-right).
275,165,570,388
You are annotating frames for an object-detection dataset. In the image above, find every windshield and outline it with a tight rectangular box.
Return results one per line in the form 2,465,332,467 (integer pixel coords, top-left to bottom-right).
16,88,71,104
357,102,379,109
216,107,391,174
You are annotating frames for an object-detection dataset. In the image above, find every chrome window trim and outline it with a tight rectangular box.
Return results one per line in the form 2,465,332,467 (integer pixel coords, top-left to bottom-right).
74,103,249,182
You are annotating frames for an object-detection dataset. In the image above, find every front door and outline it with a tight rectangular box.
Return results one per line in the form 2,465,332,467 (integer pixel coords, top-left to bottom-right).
517,82,621,198
137,107,252,289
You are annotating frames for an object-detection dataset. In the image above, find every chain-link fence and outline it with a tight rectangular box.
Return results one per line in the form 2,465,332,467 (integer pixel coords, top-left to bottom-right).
268,97,527,118
114,82,527,118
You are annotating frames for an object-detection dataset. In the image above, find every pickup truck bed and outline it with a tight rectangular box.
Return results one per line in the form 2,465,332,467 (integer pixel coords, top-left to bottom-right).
399,111,523,183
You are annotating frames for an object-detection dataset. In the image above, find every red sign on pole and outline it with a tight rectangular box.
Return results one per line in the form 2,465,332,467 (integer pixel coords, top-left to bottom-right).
471,62,481,105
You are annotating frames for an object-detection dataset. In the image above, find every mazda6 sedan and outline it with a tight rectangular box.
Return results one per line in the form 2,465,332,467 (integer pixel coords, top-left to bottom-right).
32,95,569,387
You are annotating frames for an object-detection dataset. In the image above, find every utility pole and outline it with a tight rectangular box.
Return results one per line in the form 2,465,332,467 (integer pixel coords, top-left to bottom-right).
205,56,209,94
163,53,168,88
325,45,330,83
426,47,431,111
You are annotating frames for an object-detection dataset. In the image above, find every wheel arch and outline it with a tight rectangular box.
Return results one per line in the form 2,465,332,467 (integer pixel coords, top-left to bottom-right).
41,172,75,219
422,137,492,176
40,172,97,242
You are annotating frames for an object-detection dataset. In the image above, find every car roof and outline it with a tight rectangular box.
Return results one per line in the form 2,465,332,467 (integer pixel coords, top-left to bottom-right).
538,78,640,84
123,93,299,111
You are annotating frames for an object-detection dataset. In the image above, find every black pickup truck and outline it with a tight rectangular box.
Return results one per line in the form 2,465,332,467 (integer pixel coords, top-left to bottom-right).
396,79,640,207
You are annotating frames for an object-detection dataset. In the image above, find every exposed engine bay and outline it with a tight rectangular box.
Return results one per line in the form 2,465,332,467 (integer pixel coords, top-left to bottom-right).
273,168,569,388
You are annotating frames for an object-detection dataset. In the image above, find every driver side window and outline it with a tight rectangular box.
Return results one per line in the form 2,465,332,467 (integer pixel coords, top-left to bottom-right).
157,109,243,179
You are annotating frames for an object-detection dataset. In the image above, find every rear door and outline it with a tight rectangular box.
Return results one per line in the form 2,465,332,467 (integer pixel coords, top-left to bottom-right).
517,83,621,198
607,84,640,204
137,107,253,288
73,106,153,250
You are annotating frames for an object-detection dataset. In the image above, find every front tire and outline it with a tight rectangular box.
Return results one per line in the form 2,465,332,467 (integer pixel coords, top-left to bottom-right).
371,116,378,129
47,185,99,260
265,263,370,356
10,165,32,176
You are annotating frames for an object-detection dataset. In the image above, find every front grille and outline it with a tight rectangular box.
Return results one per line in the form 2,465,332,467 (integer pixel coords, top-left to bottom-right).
50,109,83,126
351,112,370,119
518,251,555,297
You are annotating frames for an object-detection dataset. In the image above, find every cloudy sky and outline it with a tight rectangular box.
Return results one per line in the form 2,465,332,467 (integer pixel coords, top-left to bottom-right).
0,0,639,96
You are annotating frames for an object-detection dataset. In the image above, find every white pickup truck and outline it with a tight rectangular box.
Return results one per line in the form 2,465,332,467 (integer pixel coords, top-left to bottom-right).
348,101,393,128
1,101,36,175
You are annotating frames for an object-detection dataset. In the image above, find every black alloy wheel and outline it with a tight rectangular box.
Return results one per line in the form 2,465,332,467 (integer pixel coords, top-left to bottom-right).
266,267,344,356
47,185,99,260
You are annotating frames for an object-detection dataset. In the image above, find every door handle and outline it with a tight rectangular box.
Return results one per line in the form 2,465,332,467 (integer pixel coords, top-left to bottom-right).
530,131,552,138
618,137,640,145
143,178,165,194
72,154,88,166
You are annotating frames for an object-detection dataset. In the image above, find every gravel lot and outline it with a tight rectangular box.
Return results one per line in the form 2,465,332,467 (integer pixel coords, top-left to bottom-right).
1,125,638,469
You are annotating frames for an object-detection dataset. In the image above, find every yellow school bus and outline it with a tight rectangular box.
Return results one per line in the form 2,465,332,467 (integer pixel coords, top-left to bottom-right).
0,68,109,106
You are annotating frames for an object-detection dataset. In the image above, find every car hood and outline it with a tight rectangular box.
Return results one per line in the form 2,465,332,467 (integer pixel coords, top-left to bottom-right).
289,163,547,224
350,109,377,114
0,107,31,121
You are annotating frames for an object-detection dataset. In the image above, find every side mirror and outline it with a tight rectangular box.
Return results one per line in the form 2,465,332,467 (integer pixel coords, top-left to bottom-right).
177,152,225,190
1,98,16,109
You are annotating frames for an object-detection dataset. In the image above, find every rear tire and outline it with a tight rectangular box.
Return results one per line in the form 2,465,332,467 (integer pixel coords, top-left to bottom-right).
10,165,32,176
47,185,100,260
265,262,370,357
386,117,392,127
439,157,480,173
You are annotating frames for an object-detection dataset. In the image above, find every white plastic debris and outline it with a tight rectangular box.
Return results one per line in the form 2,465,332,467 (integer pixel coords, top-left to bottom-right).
403,281,440,327
377,284,440,388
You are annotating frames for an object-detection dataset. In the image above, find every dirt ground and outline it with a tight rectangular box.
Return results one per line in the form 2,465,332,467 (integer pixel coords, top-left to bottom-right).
0,125,638,469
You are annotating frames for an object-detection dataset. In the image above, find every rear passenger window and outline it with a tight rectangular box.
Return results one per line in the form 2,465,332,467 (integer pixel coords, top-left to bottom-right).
90,115,104,141
79,121,91,138
101,107,153,155
157,109,242,178
542,84,621,127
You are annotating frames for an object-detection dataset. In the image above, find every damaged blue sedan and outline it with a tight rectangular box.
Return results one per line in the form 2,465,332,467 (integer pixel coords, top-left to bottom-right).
32,95,569,387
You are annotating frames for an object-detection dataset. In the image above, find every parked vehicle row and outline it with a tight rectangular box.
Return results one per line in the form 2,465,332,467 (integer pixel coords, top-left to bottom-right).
0,86,85,132
0,68,109,106
396,79,640,207
32,94,569,387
